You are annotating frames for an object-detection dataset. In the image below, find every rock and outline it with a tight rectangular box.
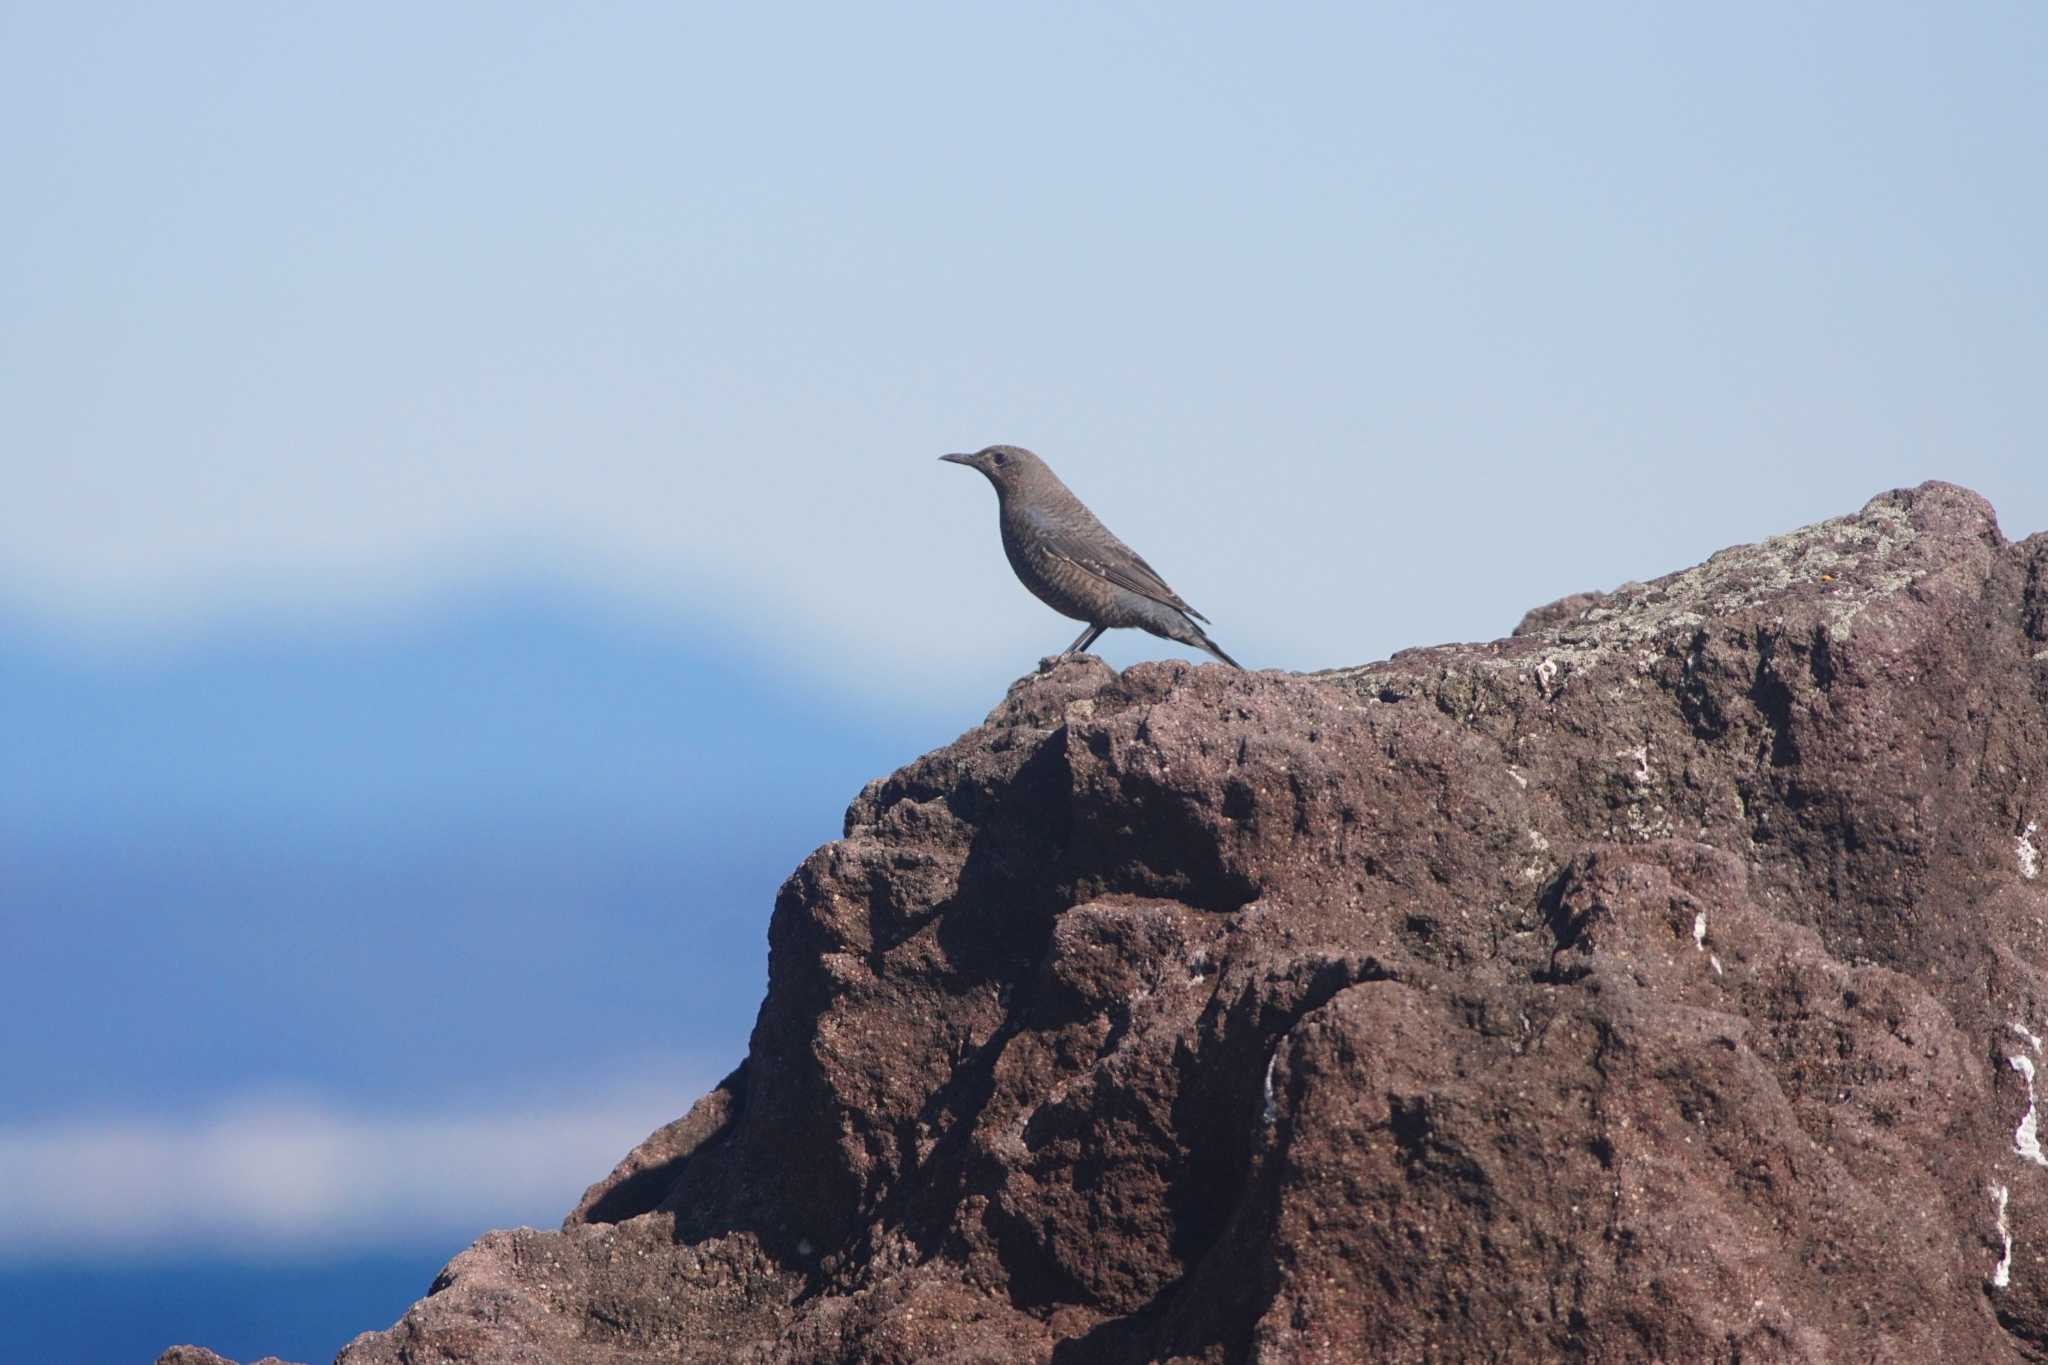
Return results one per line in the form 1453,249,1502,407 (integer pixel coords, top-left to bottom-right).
212,483,2048,1361
156,1349,303,1365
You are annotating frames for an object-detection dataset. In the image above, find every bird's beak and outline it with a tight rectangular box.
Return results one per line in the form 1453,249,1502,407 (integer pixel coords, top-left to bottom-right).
939,452,973,466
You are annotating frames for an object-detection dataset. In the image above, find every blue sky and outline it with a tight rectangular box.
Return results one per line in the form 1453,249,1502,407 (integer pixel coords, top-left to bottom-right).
3,3,2044,1360
7,3,2041,679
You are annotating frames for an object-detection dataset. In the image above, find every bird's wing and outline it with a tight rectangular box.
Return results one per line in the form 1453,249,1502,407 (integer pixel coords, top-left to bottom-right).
1030,513,1209,622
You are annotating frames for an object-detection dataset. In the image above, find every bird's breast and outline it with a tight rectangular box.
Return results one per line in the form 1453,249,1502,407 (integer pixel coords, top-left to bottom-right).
998,516,1101,624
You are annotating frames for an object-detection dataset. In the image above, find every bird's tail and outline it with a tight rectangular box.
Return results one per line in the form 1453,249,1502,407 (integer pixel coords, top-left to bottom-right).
1192,627,1244,671
1151,602,1246,670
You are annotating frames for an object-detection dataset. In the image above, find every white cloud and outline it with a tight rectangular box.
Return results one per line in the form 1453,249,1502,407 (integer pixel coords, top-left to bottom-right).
0,1078,714,1261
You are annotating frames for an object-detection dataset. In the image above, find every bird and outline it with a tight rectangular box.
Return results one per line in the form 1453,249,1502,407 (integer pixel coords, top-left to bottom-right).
939,444,1243,669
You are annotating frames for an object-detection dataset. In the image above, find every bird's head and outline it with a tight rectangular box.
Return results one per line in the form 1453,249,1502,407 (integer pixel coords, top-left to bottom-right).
939,444,1045,493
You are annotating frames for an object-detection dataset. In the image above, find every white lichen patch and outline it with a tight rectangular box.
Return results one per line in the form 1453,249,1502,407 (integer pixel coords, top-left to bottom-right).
1549,494,1920,652
1622,799,1673,843
2020,822,2041,881
1262,1048,1282,1126
1709,954,1724,976
1317,491,1943,703
1606,741,1671,842
1993,1184,2014,1289
2014,1022,2044,1054
1692,911,1707,951
1620,743,1652,787
2013,1054,2048,1167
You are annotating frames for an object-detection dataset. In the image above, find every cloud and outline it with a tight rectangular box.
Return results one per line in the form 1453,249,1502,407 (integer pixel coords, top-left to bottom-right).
0,1079,715,1261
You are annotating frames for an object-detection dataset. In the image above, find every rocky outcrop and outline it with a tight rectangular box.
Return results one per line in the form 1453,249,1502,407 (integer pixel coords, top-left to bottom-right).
206,483,2048,1362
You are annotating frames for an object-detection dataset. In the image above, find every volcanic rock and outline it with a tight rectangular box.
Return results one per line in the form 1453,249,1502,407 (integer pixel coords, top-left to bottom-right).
224,483,2048,1362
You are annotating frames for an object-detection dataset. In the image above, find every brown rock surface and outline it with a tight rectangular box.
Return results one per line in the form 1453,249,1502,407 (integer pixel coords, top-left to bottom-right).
223,483,2048,1362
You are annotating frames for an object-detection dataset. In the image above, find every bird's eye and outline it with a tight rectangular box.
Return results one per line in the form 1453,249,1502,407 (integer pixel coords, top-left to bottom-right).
992,451,1009,466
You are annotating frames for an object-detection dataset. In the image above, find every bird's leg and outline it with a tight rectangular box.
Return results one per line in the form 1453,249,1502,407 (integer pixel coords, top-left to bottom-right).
1063,624,1106,656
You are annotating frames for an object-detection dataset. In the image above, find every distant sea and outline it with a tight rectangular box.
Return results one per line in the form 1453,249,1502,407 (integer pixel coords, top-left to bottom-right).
3,1252,452,1365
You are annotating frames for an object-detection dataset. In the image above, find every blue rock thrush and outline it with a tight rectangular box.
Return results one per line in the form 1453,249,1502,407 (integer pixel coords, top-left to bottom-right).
940,444,1243,669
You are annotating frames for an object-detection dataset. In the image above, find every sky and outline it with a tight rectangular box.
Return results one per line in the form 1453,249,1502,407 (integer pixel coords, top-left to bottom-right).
2,3,2045,1361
